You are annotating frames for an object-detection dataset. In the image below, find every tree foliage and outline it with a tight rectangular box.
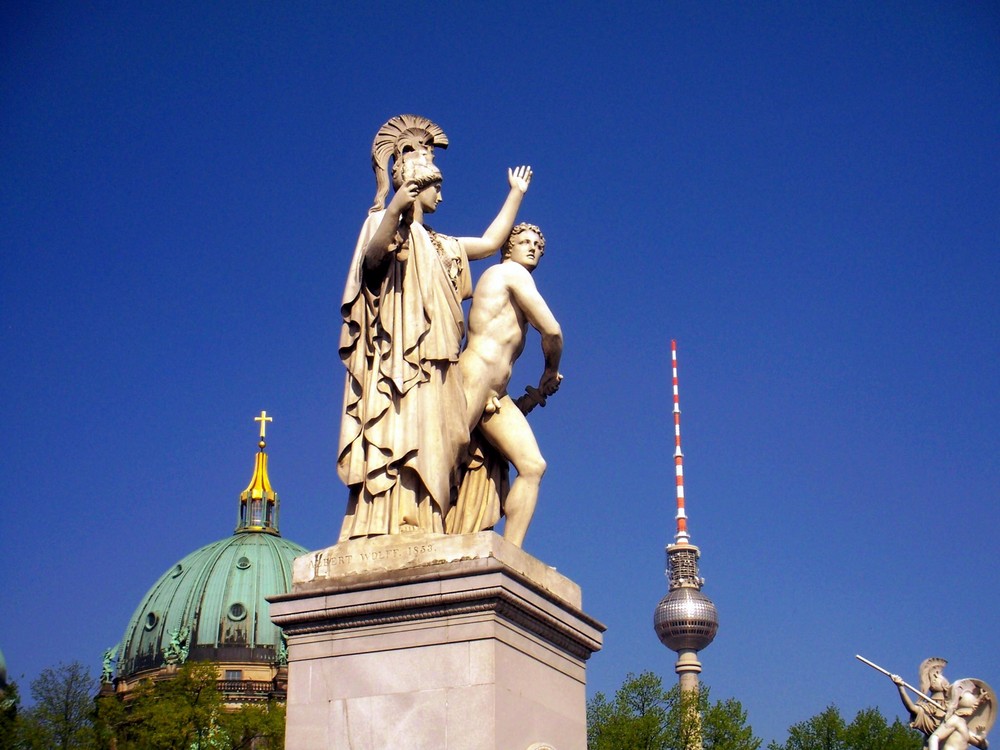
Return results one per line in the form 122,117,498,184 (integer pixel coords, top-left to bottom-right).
16,661,97,750
767,704,921,750
94,661,285,750
3,659,284,750
703,696,761,750
96,662,222,750
843,707,921,750
0,679,21,750
212,702,286,750
587,670,761,750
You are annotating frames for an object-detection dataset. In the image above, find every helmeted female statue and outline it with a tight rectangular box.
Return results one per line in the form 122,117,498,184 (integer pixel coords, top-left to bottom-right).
337,115,531,539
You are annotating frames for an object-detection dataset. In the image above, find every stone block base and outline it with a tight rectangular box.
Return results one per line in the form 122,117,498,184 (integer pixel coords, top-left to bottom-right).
270,532,604,750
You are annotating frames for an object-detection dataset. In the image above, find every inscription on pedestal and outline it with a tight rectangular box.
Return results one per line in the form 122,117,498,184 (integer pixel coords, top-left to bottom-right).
295,535,454,583
325,542,437,568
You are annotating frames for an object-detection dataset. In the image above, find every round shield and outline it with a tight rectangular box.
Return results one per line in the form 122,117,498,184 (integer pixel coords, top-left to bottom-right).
951,678,996,740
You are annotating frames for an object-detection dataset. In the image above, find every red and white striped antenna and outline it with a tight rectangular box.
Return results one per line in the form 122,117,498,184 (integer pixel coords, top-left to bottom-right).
671,340,690,544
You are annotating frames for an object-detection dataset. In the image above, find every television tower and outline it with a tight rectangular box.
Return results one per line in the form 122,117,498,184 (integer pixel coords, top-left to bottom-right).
653,341,719,742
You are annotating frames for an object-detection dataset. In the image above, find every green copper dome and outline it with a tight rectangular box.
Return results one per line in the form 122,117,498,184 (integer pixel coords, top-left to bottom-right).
117,415,307,681
117,532,307,678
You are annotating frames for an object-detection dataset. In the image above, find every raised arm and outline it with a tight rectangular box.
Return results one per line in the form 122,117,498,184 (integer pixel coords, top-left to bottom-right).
363,180,419,269
508,266,563,394
460,166,532,260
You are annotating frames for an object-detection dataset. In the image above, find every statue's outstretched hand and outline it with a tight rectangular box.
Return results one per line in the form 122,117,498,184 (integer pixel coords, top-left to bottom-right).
508,165,533,194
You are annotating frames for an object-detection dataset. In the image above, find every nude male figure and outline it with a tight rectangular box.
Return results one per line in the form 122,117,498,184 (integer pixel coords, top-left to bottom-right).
459,223,562,547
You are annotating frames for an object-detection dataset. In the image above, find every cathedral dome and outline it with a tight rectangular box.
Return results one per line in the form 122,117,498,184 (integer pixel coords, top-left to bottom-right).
117,531,307,679
115,412,307,688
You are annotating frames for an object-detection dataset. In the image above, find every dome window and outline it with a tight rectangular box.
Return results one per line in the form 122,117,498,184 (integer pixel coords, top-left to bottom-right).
236,556,251,570
228,603,247,621
171,564,183,578
144,612,158,631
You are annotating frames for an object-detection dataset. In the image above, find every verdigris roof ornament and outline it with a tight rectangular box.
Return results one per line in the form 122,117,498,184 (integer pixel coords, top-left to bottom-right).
101,645,117,684
162,625,190,665
276,635,288,667
369,114,448,214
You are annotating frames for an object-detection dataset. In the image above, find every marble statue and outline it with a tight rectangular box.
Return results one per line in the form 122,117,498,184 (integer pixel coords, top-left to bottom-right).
858,655,995,750
338,114,532,540
446,224,562,546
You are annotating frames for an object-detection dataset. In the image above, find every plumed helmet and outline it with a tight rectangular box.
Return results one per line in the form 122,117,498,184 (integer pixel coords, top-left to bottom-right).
370,114,448,213
919,657,949,694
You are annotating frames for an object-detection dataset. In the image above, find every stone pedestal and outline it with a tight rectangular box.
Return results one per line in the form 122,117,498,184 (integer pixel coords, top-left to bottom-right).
270,531,604,750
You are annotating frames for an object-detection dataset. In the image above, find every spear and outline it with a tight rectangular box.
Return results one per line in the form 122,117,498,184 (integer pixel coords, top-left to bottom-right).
855,654,946,711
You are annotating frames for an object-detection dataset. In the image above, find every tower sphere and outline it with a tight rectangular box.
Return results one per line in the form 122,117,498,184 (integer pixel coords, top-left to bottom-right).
653,586,719,651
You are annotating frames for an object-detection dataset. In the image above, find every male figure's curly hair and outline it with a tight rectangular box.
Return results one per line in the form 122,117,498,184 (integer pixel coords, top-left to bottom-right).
504,222,545,256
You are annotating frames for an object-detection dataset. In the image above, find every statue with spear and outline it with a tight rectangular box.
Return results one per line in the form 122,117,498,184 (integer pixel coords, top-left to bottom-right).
857,655,995,750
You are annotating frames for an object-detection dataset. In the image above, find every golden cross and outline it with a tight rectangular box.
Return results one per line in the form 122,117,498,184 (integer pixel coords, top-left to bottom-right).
254,410,273,439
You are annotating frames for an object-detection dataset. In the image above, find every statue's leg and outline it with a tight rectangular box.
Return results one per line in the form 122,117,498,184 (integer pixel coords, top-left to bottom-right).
478,396,545,547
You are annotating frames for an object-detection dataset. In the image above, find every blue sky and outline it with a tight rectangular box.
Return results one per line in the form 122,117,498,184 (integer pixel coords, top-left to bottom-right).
2,2,997,744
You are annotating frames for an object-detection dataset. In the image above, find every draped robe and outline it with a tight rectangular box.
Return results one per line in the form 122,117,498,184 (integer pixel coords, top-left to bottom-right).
337,211,472,539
